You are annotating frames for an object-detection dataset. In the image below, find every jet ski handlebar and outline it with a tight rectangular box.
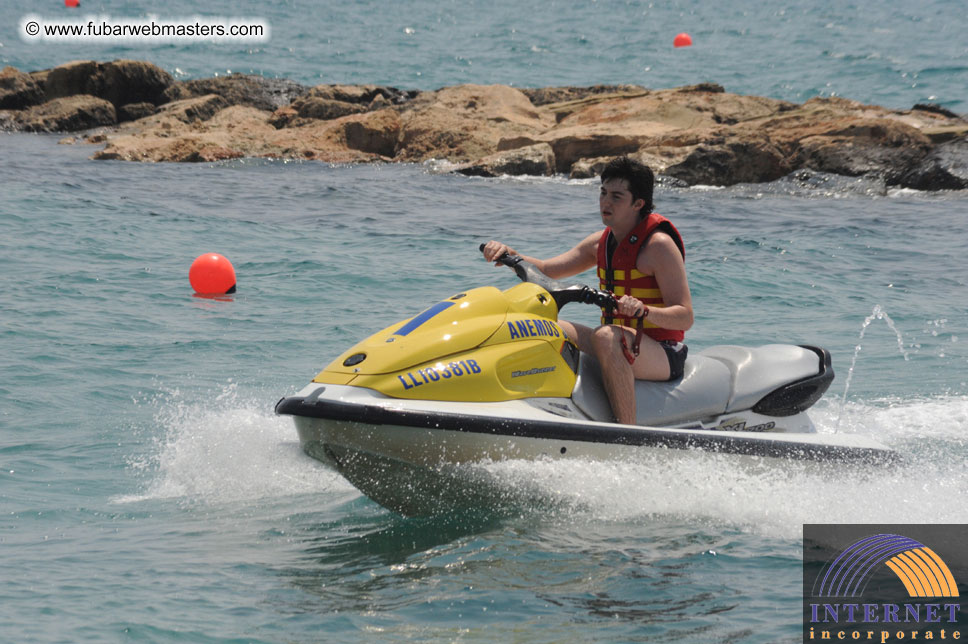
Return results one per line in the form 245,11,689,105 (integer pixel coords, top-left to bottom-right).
479,243,617,312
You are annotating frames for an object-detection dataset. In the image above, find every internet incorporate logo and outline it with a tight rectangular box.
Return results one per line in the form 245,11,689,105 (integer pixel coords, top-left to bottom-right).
803,525,965,644
816,534,960,599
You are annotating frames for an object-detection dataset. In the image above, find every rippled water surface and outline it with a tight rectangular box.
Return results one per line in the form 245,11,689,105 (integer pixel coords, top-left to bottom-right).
2,1,967,641
2,132,967,642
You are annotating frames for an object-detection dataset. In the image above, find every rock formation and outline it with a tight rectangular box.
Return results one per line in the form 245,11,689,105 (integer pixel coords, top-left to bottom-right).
2,59,967,190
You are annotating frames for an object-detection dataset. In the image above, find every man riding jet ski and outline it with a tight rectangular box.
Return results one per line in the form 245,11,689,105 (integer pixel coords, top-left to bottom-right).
483,156,691,425
275,159,895,516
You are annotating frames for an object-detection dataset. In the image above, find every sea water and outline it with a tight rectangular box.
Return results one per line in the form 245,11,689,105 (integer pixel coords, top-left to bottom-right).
2,1,968,642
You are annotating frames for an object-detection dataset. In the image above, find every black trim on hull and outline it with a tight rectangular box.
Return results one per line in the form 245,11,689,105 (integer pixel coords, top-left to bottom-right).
275,396,897,465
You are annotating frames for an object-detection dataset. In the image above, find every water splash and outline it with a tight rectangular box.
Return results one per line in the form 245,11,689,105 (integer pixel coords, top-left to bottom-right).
115,383,352,505
837,305,910,429
465,395,968,539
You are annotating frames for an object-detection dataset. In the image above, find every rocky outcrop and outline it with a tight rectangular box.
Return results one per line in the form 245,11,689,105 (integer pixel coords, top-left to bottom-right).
0,111,18,131
302,83,418,106
898,138,968,190
456,143,556,177
163,73,308,111
341,109,403,157
4,59,967,190
746,98,935,184
43,60,172,107
154,95,230,123
520,84,648,108
395,84,555,162
493,87,795,175
118,102,157,122
292,96,365,121
1,66,45,109
16,95,117,132
665,136,791,185
91,103,399,163
1,60,168,131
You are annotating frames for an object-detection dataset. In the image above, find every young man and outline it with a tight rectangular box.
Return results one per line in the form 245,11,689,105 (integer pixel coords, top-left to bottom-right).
482,156,693,425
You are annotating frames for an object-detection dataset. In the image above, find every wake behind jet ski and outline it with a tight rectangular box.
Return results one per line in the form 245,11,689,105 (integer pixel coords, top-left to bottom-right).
275,249,896,516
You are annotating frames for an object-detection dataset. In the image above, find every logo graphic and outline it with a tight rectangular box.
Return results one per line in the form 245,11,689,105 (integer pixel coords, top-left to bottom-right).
712,416,776,432
816,533,960,599
803,525,965,643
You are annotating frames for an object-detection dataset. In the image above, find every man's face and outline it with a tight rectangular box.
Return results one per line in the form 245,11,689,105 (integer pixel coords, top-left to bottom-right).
600,178,645,228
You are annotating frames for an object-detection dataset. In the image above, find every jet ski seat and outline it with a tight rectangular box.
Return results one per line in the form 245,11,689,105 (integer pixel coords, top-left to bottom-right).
571,344,823,426
700,344,821,413
572,352,732,426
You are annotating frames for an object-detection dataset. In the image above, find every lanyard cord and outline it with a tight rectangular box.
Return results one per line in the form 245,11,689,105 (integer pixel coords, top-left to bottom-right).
619,310,647,365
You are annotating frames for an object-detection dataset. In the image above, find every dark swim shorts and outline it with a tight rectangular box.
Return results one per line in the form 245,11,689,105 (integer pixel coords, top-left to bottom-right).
660,340,688,381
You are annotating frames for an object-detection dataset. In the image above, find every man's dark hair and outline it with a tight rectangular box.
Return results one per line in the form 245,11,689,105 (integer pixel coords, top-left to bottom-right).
601,156,654,216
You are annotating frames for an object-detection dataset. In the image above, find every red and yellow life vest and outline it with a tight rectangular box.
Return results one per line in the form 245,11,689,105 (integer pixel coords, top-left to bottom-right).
597,212,685,342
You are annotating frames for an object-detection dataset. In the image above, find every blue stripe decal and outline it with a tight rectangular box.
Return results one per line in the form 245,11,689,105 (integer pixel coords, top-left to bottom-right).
393,301,455,336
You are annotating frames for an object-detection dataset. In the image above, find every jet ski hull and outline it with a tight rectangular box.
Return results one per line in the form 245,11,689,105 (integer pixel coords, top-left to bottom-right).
277,384,897,515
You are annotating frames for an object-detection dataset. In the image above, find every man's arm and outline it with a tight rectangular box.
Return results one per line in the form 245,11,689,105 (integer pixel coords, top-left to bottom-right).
624,232,693,331
482,232,599,280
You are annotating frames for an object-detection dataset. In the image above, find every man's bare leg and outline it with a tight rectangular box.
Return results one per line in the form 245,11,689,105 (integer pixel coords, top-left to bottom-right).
557,320,594,352
591,326,671,425
559,321,671,425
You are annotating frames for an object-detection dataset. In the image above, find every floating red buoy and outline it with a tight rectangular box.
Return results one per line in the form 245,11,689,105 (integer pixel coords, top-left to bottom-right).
673,33,692,48
189,253,236,295
65,0,80,7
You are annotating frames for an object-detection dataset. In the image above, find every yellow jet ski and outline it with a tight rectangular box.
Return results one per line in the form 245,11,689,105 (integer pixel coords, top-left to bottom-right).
276,248,896,516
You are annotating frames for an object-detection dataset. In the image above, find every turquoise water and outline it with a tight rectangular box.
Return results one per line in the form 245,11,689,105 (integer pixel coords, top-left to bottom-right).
3,1,968,642
3,133,967,643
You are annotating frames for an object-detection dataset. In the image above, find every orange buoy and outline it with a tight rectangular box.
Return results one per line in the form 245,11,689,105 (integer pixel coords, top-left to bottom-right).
189,253,236,295
65,0,80,6
673,32,692,48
